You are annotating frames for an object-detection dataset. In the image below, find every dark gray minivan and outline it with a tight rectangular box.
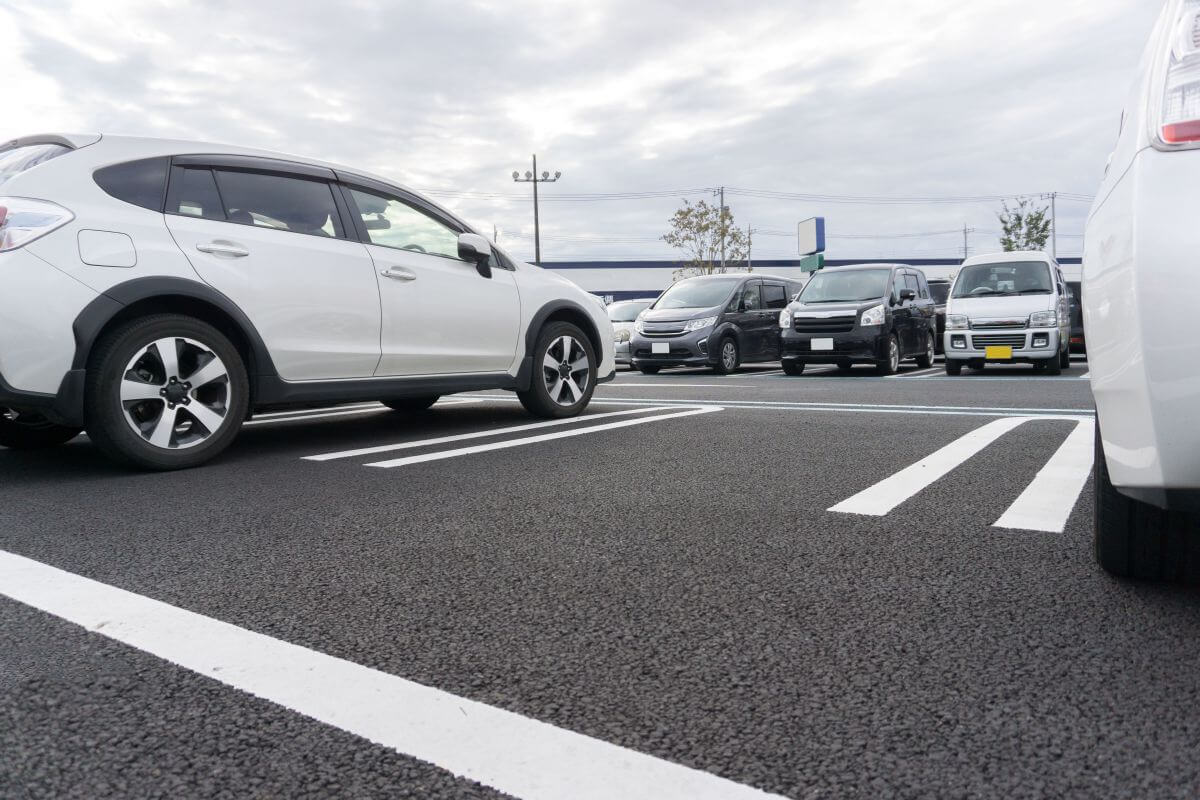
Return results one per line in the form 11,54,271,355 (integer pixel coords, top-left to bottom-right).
629,273,804,374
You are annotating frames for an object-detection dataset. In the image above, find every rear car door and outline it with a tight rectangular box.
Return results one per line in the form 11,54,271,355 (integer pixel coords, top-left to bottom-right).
761,282,789,358
163,163,382,380
737,280,766,358
341,183,521,377
889,271,913,353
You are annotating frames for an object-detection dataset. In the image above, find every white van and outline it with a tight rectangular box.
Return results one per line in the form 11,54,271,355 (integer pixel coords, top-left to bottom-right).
942,251,1072,375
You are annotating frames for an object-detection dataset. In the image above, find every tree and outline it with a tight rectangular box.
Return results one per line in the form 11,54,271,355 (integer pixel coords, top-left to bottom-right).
661,200,750,280
997,198,1051,251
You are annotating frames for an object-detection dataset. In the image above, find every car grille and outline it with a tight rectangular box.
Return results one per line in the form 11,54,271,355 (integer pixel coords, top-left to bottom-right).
639,324,686,337
970,318,1026,329
971,334,1027,348
793,315,856,334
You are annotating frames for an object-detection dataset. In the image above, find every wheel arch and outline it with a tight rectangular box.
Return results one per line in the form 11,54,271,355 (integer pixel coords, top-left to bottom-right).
72,278,277,386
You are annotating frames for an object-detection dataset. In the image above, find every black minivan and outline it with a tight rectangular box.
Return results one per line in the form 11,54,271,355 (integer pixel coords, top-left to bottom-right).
630,273,804,374
779,264,937,375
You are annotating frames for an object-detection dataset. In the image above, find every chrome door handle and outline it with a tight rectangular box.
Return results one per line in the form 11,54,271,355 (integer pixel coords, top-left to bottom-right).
196,241,249,258
380,267,417,282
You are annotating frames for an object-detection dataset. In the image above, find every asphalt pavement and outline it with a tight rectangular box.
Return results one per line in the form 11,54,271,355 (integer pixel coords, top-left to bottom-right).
4,356,1200,799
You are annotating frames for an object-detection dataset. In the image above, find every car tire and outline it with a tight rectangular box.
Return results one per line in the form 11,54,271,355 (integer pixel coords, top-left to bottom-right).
945,360,962,376
637,365,661,375
969,360,985,372
384,396,439,412
713,336,740,375
1044,354,1062,376
517,321,597,419
782,360,805,376
1094,420,1200,583
1060,344,1071,369
915,331,935,368
875,334,900,376
0,409,82,450
836,359,853,371
85,314,249,470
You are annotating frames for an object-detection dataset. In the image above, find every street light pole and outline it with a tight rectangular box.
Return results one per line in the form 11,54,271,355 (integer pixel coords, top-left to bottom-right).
512,155,561,266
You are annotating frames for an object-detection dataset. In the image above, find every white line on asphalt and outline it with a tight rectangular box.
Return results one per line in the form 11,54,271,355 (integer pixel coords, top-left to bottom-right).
1080,372,1090,380
891,367,942,379
829,417,1033,516
244,407,387,426
993,420,1095,533
252,403,383,419
366,406,723,469
602,384,755,388
744,370,785,378
0,550,782,800
246,399,480,427
476,394,1095,419
305,406,678,461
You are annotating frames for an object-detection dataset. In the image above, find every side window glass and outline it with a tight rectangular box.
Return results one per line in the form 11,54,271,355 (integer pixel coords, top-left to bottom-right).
763,283,787,309
213,170,344,238
741,282,763,311
916,273,929,299
95,157,169,211
348,187,461,259
904,274,920,297
168,167,225,221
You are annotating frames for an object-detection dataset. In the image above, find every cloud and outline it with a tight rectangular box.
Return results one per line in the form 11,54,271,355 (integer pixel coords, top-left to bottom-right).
0,0,1160,261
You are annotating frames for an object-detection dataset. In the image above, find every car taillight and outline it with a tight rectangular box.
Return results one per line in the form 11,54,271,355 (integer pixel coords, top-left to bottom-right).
1159,0,1200,145
0,197,74,252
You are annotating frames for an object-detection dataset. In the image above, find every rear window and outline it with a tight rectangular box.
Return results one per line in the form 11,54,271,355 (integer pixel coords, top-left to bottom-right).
94,157,169,211
0,143,71,187
214,170,345,238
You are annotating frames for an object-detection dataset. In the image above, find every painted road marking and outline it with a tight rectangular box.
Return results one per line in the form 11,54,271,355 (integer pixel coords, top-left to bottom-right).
476,394,1095,419
993,420,1095,533
246,399,479,428
601,384,755,389
306,406,681,462
0,550,782,800
893,367,943,379
829,417,1032,516
366,406,723,469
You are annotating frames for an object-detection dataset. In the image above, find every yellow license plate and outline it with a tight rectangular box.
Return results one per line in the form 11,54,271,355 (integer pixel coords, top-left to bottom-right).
985,346,1013,360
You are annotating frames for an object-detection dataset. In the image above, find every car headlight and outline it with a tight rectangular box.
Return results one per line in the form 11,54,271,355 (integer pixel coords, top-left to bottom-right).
614,329,631,343
860,304,885,327
779,308,793,329
682,315,718,333
634,319,646,334
1028,310,1057,328
945,314,969,330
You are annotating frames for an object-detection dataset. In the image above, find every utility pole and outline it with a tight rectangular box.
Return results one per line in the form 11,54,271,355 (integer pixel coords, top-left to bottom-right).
746,224,753,272
718,186,726,270
962,224,974,259
512,155,560,265
1049,191,1057,260
493,224,499,243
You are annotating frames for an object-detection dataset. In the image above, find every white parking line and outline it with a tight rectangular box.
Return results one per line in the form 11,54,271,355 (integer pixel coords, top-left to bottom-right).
366,406,723,469
246,399,479,427
829,417,1032,516
0,550,782,800
305,406,679,462
1080,372,1090,380
993,420,1095,533
891,367,942,379
602,384,755,389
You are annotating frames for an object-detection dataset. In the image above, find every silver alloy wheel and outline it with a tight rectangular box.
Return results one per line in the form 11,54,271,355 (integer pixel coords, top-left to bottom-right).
119,336,232,450
926,335,935,363
721,340,737,370
889,338,900,372
541,334,590,406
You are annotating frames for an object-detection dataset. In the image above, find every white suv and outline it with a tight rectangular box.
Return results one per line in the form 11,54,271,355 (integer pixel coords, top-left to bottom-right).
0,134,614,469
1085,0,1200,581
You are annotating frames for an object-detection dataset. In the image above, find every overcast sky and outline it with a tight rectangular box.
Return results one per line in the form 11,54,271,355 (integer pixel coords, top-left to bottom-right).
0,0,1161,262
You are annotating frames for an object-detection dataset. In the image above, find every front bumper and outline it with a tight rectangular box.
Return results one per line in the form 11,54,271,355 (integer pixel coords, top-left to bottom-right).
943,328,1060,363
780,327,889,364
629,329,716,368
614,340,632,365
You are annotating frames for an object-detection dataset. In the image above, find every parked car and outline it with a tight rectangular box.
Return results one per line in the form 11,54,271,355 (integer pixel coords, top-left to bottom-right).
942,251,1072,375
927,278,951,354
607,298,655,367
1085,0,1200,582
1065,280,1086,354
779,264,937,375
629,273,802,374
0,134,614,469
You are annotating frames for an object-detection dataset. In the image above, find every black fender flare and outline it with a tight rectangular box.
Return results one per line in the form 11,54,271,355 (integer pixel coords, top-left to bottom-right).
516,300,605,389
71,276,278,378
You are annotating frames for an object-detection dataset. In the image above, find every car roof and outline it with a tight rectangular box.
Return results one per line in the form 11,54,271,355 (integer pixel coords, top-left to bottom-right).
677,272,794,282
818,263,911,272
962,250,1055,266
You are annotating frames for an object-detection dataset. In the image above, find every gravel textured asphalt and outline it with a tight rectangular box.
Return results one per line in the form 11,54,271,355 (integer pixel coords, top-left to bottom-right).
4,358,1200,799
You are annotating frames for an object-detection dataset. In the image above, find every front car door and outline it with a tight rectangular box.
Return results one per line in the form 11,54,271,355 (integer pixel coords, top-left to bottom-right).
341,183,521,377
903,272,926,353
163,164,382,380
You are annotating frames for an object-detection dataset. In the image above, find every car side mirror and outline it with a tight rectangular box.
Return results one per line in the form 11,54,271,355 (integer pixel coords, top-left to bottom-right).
457,233,492,278
900,288,916,301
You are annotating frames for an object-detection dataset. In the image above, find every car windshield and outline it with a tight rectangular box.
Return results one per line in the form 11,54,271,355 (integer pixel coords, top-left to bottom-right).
952,261,1052,298
928,282,950,304
797,269,891,303
654,278,740,309
608,301,652,322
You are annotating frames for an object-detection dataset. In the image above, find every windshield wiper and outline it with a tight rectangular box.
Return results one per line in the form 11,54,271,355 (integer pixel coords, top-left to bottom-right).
1016,289,1051,295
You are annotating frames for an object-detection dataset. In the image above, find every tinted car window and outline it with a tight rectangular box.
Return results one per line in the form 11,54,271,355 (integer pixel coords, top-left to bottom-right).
94,157,169,211
904,274,920,295
928,281,950,304
0,143,71,187
214,170,344,238
655,277,740,309
741,282,763,311
348,187,461,258
167,168,225,221
763,283,787,309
